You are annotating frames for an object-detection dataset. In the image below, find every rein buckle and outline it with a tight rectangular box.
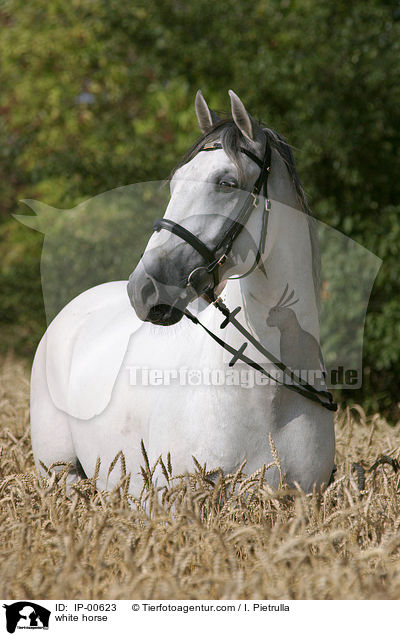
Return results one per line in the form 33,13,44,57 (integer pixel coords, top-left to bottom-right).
251,193,259,208
217,254,227,267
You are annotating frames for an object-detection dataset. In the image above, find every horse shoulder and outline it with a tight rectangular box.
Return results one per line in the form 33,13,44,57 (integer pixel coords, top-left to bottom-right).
36,281,141,420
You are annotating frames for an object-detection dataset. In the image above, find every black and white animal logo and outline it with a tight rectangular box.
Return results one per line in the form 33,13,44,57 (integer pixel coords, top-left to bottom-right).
2,602,50,633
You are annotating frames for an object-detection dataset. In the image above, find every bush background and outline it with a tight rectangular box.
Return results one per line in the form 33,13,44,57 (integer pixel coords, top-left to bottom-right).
0,0,399,418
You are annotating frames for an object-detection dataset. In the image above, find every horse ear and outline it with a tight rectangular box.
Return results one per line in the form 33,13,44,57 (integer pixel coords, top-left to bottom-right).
195,90,220,134
228,89,260,142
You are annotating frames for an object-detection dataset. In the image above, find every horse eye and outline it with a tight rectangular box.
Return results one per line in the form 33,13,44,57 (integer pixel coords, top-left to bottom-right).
218,179,238,190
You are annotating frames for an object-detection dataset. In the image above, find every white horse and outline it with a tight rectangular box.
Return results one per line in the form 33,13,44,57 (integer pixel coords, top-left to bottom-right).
30,90,335,495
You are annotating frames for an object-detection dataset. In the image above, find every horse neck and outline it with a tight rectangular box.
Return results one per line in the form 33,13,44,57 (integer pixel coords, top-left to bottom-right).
226,200,320,349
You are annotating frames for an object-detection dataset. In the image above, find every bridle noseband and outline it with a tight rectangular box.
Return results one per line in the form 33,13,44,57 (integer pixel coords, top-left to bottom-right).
153,140,272,299
150,137,337,412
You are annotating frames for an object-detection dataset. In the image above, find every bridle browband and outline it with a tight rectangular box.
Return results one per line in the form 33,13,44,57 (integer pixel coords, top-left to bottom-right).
151,137,337,412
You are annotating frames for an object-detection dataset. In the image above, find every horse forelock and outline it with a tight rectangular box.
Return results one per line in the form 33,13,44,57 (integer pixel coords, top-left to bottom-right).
171,119,309,212
170,119,248,186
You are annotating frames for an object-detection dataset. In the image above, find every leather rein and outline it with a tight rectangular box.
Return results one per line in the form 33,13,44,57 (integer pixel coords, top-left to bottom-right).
153,139,337,412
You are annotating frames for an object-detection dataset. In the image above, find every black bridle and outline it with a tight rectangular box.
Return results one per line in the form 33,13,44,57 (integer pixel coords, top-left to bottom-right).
152,138,337,412
153,140,272,298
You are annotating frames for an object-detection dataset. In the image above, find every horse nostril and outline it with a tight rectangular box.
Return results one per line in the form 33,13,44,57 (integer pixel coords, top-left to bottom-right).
146,304,184,326
141,277,157,306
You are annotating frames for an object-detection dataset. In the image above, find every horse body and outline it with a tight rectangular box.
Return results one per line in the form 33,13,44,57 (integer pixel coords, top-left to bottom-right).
31,283,333,495
31,281,277,493
30,91,335,495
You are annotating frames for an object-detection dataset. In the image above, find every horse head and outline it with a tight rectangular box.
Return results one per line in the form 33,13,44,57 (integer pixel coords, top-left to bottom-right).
127,90,270,325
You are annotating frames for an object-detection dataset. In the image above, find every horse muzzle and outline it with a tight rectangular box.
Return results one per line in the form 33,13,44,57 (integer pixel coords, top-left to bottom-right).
127,260,192,325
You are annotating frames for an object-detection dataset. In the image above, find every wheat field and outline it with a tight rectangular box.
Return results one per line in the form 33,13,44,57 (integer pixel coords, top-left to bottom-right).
1,354,400,600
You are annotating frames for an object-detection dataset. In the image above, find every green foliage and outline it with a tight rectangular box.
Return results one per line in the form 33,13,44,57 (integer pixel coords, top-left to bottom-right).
0,0,399,416
17,184,167,323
